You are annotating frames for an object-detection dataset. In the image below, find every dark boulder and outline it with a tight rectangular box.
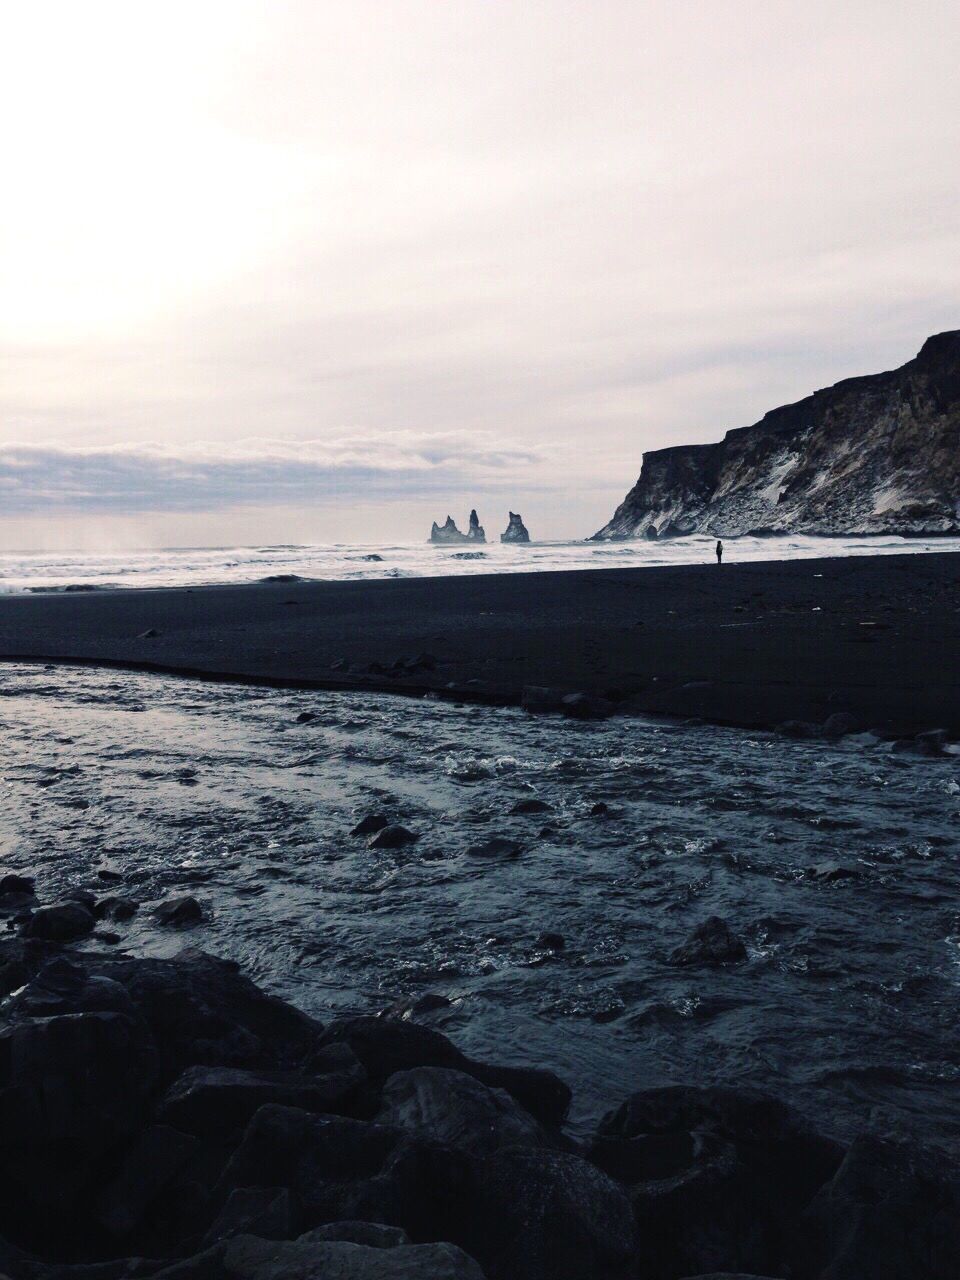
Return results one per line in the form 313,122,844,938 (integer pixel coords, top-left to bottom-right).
351,815,390,837
472,1146,635,1280
465,837,521,860
317,1017,571,1130
0,1010,158,1238
89,951,321,1079
216,1106,414,1229
376,1067,547,1157
671,917,747,966
154,897,206,928
158,1063,365,1139
201,1187,295,1247
97,1124,200,1237
368,826,419,850
0,873,35,899
510,798,552,815
96,896,139,922
222,1232,486,1279
797,1134,960,1280
22,901,95,942
593,1086,842,1279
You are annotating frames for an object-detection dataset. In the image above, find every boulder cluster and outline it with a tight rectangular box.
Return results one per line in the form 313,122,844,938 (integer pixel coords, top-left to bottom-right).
0,911,957,1279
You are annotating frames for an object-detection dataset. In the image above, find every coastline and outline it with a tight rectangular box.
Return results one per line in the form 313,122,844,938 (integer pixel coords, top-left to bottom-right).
1,550,958,732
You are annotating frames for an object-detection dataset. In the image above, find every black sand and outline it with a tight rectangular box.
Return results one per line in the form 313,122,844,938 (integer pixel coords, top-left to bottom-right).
1,551,958,731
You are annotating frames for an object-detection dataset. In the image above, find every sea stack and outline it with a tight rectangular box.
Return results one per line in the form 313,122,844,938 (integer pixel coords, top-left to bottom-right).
592,331,960,539
500,512,531,543
430,510,487,544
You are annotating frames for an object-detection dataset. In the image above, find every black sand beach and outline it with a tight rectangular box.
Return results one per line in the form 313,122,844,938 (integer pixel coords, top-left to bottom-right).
1,550,958,732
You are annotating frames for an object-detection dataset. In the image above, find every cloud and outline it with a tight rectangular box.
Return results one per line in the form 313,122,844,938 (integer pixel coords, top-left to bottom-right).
0,433,549,515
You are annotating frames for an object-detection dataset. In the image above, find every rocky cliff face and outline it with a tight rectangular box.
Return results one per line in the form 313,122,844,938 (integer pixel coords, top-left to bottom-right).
593,332,960,539
501,512,531,543
430,510,486,544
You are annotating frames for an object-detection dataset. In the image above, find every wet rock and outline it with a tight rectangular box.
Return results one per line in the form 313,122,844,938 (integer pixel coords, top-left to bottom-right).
589,801,612,817
465,837,521,860
158,1063,365,1138
671,916,747,966
22,901,95,942
223,1233,486,1280
294,712,317,724
916,727,949,755
822,711,860,739
351,815,390,837
97,867,125,883
534,931,565,952
377,1067,547,1157
561,692,614,720
0,873,35,898
154,897,206,927
510,798,552,815
201,1187,294,1247
798,1134,960,1280
368,825,419,850
317,1017,571,1130
387,992,453,1020
775,720,820,739
97,1124,200,1236
95,895,139,922
807,861,863,883
473,1146,635,1280
520,685,566,714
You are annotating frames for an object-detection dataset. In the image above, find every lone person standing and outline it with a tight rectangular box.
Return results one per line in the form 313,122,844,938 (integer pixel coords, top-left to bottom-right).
716,539,723,564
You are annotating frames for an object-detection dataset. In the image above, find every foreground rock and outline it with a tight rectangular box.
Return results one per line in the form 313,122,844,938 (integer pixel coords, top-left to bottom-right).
2,943,957,1280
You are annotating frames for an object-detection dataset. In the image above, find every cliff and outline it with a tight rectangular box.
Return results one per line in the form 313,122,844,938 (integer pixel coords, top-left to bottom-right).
593,332,960,539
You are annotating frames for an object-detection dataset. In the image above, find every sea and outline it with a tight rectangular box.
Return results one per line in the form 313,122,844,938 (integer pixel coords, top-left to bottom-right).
1,533,958,1148
1,532,958,592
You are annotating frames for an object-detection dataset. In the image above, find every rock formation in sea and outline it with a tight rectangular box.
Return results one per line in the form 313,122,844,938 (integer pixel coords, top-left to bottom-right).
430,509,486,543
500,512,531,543
593,330,960,539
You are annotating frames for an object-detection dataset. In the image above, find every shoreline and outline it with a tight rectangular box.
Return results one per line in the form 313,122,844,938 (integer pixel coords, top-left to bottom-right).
1,550,959,732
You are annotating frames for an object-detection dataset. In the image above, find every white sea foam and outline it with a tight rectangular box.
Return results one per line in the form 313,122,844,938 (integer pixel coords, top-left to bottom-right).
0,532,956,593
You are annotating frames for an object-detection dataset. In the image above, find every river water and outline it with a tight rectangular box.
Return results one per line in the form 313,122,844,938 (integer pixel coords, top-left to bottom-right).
1,660,958,1147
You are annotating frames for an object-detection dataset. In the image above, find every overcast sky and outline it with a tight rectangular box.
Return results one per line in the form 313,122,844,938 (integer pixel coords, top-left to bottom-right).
2,0,958,549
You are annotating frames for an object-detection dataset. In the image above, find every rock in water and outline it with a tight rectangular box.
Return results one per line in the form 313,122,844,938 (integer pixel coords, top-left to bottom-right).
671,916,747,966
593,330,960,538
430,511,487,544
500,511,531,543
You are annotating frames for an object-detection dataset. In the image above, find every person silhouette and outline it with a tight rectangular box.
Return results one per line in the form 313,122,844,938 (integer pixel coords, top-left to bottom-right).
716,540,723,564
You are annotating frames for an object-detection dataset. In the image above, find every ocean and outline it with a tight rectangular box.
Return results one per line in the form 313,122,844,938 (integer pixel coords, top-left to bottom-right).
1,532,959,592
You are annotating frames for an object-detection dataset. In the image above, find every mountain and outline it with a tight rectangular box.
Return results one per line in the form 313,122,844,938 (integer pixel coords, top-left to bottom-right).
592,332,960,540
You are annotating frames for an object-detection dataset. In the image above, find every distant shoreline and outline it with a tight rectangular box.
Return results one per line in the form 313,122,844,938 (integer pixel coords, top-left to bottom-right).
1,551,958,733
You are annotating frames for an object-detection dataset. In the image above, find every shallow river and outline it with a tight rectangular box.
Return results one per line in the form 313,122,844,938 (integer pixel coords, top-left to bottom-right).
2,662,958,1146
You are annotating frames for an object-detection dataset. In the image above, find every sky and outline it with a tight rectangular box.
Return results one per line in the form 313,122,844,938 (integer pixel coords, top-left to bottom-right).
1,0,959,550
